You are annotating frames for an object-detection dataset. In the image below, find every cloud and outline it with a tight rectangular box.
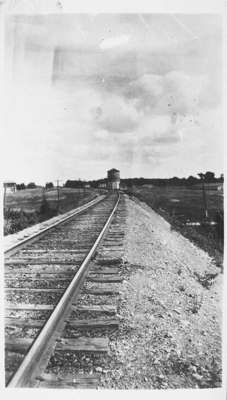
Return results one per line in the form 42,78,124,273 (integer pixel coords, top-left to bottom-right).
99,35,130,50
94,95,140,133
128,71,212,117
4,14,223,182
136,115,182,150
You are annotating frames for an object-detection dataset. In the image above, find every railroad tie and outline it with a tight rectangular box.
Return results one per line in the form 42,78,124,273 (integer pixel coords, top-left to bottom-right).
67,318,119,329
5,287,65,293
5,259,82,265
72,304,117,314
56,337,109,352
84,288,119,295
95,258,123,266
5,303,54,311
87,275,123,283
5,336,109,354
5,317,119,329
5,317,45,328
89,267,120,274
36,372,99,389
5,338,33,354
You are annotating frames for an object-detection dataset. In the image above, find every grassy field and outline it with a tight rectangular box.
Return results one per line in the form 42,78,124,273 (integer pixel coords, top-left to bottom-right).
129,185,224,268
4,187,98,212
131,185,223,223
4,187,98,235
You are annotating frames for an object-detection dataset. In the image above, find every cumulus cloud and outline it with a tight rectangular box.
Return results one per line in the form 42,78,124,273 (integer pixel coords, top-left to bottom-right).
94,95,140,133
4,14,223,182
134,115,182,161
99,35,130,50
127,71,211,117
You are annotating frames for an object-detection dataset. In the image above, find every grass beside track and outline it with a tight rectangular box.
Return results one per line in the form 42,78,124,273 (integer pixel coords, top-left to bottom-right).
4,188,99,236
128,185,224,269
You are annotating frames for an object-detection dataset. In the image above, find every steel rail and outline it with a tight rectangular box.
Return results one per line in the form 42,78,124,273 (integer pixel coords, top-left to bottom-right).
4,195,105,257
7,193,120,387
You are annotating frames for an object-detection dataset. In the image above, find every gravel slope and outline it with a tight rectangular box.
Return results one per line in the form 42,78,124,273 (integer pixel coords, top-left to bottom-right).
100,195,222,389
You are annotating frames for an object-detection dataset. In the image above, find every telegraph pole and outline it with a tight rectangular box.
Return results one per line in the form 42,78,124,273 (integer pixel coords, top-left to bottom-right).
55,179,64,214
3,183,6,211
198,173,208,220
202,179,208,219
57,179,60,214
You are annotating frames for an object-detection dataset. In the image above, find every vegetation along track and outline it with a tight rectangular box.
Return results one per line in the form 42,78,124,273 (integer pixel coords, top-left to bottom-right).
5,192,126,388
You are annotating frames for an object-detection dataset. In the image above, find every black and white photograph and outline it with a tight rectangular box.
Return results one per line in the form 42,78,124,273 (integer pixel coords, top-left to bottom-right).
1,0,225,396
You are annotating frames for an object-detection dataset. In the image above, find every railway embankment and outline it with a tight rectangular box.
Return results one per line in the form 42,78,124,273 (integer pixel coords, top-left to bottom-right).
4,193,222,389
100,196,222,389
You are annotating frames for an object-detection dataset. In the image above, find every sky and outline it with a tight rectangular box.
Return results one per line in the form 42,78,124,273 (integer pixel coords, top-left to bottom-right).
3,13,223,184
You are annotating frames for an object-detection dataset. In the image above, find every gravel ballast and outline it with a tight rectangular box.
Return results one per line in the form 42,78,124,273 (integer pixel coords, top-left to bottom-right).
100,196,222,389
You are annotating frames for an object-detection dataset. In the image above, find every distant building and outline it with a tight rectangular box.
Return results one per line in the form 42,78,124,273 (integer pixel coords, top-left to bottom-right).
107,168,120,190
98,180,107,189
4,182,17,193
84,183,91,188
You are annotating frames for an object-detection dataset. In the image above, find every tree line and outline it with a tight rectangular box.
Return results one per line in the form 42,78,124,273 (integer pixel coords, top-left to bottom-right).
120,171,223,188
16,182,54,190
15,171,223,190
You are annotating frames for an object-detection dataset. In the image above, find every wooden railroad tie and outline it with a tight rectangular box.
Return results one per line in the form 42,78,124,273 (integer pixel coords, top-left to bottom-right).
89,268,119,274
5,287,65,293
56,337,109,352
5,260,83,265
5,317,119,329
73,304,117,314
37,372,99,389
5,276,72,282
5,303,55,311
84,288,119,295
87,276,123,283
5,338,33,354
18,249,90,253
67,318,119,328
5,337,109,354
5,303,117,314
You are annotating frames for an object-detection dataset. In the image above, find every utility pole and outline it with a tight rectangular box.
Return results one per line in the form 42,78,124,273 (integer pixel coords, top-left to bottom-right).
202,179,208,219
198,173,208,220
57,179,60,214
42,185,45,201
3,183,6,211
55,179,64,214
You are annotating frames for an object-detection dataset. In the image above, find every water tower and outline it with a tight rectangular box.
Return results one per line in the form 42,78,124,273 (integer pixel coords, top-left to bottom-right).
107,168,120,190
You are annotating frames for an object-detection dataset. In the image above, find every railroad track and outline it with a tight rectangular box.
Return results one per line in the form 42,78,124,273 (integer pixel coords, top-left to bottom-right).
5,192,126,388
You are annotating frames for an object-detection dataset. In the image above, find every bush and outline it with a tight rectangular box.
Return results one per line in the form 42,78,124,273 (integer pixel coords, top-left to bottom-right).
39,198,57,221
27,182,37,189
4,209,39,235
215,210,224,243
45,182,54,190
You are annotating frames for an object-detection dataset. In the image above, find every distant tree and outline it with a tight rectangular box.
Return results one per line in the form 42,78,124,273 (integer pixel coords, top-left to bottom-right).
187,175,198,186
16,183,26,190
65,180,84,189
215,210,224,244
45,182,54,190
204,171,215,182
198,173,205,180
169,177,181,185
27,182,37,189
219,173,224,183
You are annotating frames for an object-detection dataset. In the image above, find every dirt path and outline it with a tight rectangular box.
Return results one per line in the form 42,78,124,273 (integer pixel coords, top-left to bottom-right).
101,195,222,389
